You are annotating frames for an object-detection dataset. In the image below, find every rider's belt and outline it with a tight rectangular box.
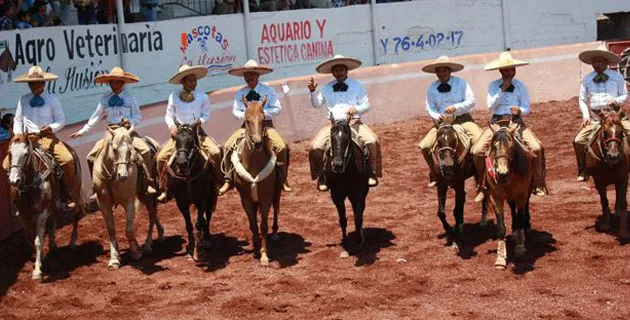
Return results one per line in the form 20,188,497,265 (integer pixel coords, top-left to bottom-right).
454,113,473,124
491,114,525,125
240,120,274,128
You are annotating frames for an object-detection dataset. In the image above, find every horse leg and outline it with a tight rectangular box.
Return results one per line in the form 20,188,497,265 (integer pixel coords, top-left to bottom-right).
176,198,195,256
480,194,488,227
193,203,208,262
100,201,121,269
513,195,528,261
349,189,367,247
436,183,453,241
615,179,629,240
32,210,50,280
47,212,57,253
332,190,349,258
271,179,281,242
508,200,517,236
259,202,272,266
69,204,82,249
141,198,159,254
241,197,259,256
125,199,142,261
452,183,466,254
492,197,508,270
595,183,612,232
203,197,214,249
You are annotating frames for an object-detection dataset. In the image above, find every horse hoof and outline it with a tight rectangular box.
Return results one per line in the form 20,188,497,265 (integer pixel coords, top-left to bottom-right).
108,260,121,269
494,264,507,270
131,251,143,261
260,256,270,266
597,222,611,233
270,233,280,242
451,242,461,255
143,244,153,254
515,245,526,259
340,250,350,258
32,270,42,280
203,240,212,249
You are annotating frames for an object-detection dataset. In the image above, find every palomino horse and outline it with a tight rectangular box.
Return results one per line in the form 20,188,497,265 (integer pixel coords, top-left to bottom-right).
431,119,487,253
325,117,370,258
7,134,82,280
485,121,535,269
586,110,629,241
164,122,218,262
232,97,282,266
93,125,164,269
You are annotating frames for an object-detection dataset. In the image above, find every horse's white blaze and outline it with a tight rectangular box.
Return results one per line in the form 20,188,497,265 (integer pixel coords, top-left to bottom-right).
8,141,28,185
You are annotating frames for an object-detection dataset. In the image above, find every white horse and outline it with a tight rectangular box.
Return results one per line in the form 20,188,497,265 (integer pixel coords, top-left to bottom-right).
8,134,81,280
92,125,164,269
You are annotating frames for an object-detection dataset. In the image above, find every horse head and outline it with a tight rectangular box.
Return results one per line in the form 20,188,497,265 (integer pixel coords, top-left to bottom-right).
106,124,135,181
174,121,200,176
489,121,519,185
243,96,268,151
599,109,625,165
329,116,352,174
8,134,32,188
435,123,459,179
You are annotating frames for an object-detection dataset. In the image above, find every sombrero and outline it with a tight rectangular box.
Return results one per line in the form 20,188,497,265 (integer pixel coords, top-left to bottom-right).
578,43,621,65
228,60,273,76
169,64,208,84
316,54,362,74
14,65,58,83
421,56,464,73
484,52,529,71
95,67,140,84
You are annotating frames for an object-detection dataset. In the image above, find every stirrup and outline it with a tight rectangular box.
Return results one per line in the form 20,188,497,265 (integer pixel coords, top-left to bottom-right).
576,174,588,182
147,186,157,194
89,193,98,201
218,181,232,195
427,180,437,188
474,191,485,203
283,181,292,192
533,186,546,197
157,192,168,203
368,177,378,187
317,177,328,192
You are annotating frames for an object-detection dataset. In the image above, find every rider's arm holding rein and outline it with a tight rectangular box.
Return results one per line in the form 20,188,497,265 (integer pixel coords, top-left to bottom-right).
578,79,590,121
452,80,475,116
76,100,105,135
48,95,65,133
165,93,177,129
233,91,247,120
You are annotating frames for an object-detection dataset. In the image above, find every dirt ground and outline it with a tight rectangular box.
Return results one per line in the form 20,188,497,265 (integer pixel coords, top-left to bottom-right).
1,97,630,320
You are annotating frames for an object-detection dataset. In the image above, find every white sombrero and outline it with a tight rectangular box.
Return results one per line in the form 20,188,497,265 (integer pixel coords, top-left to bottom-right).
316,54,362,74
579,43,621,65
421,56,464,73
484,52,529,71
228,59,273,76
169,64,208,84
14,65,58,83
95,67,140,84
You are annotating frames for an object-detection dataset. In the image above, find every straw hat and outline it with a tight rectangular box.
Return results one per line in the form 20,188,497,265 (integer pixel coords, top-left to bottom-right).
578,43,621,65
316,54,362,74
228,59,273,76
169,64,208,84
421,56,464,73
95,67,140,84
14,65,58,83
484,52,529,71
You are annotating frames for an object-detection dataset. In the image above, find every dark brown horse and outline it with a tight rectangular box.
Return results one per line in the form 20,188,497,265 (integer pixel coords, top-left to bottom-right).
232,97,282,266
586,110,629,241
431,120,487,254
485,122,535,269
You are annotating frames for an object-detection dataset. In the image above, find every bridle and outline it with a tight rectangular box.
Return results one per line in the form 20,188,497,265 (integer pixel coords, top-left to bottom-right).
488,127,516,184
9,138,49,193
329,121,352,174
171,125,201,180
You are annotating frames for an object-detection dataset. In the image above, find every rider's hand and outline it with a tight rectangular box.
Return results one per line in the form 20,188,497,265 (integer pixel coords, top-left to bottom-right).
347,107,357,116
170,126,178,137
501,79,512,92
307,77,318,92
510,106,522,115
582,118,591,128
445,106,456,114
70,132,82,139
39,125,51,133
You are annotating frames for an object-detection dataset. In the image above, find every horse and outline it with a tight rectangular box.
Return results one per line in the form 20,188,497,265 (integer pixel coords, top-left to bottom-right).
485,121,535,269
231,97,282,266
586,109,629,241
92,125,164,269
431,119,487,254
164,121,218,262
323,117,370,258
7,134,82,280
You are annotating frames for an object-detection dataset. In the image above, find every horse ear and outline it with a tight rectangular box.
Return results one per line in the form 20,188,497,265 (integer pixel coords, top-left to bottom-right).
127,124,135,135
107,126,116,135
433,118,440,129
488,121,495,133
174,120,181,128
261,95,268,106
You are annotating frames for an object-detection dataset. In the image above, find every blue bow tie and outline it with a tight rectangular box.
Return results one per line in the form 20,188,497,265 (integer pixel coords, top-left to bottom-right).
333,82,348,92
108,95,125,107
29,95,45,108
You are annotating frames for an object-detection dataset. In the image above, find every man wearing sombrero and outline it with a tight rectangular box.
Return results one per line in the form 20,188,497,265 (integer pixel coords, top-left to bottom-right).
70,67,157,198
156,64,223,202
2,65,81,209
419,55,481,189
574,44,629,182
471,52,546,199
307,54,382,190
219,59,291,195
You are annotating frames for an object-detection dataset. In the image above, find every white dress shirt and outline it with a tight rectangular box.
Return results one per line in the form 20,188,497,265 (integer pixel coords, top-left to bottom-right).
13,92,65,135
165,90,211,130
425,76,475,120
77,88,142,135
487,78,530,115
232,83,282,120
310,77,370,120
579,69,628,120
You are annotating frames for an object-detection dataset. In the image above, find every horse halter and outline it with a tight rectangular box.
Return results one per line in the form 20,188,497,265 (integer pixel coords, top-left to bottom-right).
597,122,625,164
329,122,352,174
489,127,516,183
175,125,200,172
9,139,45,192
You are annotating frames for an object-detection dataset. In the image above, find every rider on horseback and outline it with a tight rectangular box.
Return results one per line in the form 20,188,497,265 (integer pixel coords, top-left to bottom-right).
574,44,629,182
419,56,482,188
307,54,382,191
1,65,81,210
219,59,291,195
156,65,223,202
472,52,547,200
70,67,158,200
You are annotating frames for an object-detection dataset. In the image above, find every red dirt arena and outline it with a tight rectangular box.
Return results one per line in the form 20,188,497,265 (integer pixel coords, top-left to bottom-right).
1,97,629,319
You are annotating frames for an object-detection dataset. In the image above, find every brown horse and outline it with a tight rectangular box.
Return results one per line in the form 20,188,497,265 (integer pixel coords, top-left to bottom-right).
586,110,629,241
7,134,82,280
232,97,282,266
431,120,487,254
485,122,535,269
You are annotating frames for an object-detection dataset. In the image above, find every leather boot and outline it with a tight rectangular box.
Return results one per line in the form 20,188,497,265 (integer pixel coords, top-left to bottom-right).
573,141,588,182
